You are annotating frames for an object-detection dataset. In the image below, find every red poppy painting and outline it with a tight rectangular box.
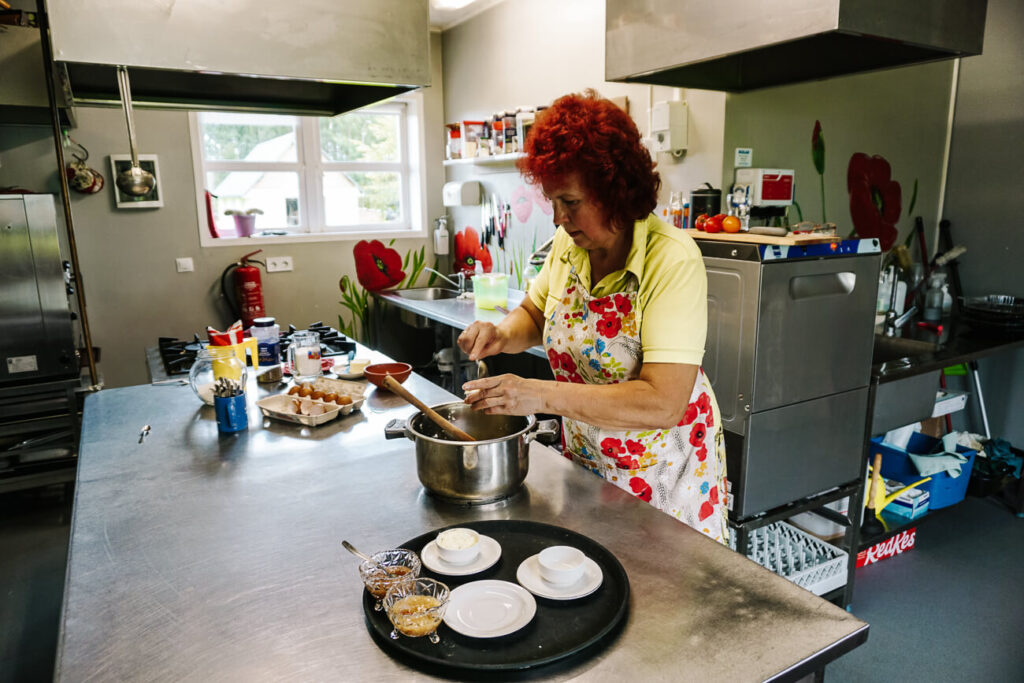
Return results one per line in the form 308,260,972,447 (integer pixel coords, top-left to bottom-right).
595,314,622,338
677,403,699,427
847,153,902,251
629,477,653,502
454,227,492,274
353,240,405,291
601,437,625,459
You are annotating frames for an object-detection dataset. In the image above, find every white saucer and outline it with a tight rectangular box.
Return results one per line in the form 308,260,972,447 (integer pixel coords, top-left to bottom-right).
331,362,365,379
516,553,604,600
444,580,536,638
334,369,366,380
421,535,501,576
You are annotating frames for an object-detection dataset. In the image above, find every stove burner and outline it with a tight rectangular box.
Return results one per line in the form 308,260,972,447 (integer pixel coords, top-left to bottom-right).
279,321,355,358
157,324,354,377
157,334,204,376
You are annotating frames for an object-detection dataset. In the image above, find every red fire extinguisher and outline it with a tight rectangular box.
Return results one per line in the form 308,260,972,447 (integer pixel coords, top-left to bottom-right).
220,249,266,328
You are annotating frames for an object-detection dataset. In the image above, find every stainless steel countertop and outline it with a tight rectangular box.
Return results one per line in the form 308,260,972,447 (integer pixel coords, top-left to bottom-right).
376,289,548,359
57,347,867,681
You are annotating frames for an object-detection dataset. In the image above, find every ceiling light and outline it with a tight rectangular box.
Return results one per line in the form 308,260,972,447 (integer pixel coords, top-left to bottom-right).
432,0,476,10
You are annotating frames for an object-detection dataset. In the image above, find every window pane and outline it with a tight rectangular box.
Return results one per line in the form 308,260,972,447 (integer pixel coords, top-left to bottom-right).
319,111,400,162
208,171,301,230
324,172,401,225
200,112,297,162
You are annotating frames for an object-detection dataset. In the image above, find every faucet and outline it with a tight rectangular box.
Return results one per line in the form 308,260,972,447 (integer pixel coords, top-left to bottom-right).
883,265,918,337
424,267,466,293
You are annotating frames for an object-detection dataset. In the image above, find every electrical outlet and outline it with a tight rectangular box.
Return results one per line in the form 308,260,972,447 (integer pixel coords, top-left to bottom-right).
175,257,194,273
266,256,294,272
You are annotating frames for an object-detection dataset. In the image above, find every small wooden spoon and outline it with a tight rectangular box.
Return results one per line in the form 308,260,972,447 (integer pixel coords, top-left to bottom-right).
382,375,476,442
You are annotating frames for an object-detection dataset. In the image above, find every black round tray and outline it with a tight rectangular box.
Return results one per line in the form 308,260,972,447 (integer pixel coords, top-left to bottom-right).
362,520,629,676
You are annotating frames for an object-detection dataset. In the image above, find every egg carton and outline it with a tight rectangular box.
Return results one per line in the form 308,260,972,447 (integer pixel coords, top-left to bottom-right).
731,520,848,596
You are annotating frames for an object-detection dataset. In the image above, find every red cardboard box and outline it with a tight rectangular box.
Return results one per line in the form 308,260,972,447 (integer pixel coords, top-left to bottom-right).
856,528,917,568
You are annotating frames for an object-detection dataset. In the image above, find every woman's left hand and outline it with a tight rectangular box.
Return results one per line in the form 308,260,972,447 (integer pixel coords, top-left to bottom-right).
463,374,545,416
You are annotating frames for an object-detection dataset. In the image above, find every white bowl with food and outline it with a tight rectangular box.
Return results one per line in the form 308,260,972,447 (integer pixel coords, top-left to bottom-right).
435,528,481,566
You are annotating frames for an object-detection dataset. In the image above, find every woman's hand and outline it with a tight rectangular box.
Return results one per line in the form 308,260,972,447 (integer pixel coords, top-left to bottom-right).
457,321,508,361
463,374,546,416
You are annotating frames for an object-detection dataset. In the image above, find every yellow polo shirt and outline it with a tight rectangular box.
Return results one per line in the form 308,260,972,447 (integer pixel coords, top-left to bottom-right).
528,214,707,365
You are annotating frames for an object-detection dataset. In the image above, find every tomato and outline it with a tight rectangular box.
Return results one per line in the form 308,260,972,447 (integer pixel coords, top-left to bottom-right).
705,214,725,233
722,215,742,233
694,213,709,231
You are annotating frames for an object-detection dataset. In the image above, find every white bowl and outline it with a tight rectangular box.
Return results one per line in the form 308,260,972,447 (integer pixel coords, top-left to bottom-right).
435,528,481,566
537,545,585,586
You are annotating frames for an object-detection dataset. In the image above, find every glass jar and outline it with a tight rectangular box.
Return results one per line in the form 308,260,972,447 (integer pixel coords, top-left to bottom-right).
189,347,248,405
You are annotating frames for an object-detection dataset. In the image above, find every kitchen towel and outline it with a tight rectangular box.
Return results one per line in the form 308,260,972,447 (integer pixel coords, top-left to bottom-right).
909,450,968,479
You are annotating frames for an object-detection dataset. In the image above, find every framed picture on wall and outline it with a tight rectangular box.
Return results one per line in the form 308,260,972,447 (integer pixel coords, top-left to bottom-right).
109,154,163,209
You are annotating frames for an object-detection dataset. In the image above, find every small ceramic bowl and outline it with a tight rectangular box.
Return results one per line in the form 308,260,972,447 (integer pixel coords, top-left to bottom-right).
538,545,586,586
435,528,481,566
364,362,413,388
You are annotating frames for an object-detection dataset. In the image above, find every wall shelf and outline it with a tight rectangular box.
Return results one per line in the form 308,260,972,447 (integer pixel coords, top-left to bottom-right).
443,153,525,167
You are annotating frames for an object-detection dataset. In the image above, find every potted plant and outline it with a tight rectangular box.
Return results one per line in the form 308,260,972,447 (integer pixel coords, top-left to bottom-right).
225,208,263,237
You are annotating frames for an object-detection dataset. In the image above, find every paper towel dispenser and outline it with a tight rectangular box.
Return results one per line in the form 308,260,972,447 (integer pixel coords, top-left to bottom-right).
443,181,481,207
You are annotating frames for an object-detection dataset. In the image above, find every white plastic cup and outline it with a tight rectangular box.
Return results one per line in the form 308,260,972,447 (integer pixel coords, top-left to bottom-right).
538,545,585,585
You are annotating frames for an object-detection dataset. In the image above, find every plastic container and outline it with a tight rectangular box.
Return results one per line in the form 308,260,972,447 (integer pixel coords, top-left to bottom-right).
731,521,848,596
474,273,508,310
870,433,977,510
789,497,849,539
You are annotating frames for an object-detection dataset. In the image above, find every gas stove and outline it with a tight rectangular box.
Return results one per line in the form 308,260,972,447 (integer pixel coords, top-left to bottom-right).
157,323,355,376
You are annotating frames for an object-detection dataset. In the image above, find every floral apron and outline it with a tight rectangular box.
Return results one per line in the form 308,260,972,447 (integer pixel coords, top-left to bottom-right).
544,266,729,544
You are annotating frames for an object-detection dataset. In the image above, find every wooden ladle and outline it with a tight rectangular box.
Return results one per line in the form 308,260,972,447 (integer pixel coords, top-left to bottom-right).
382,375,476,442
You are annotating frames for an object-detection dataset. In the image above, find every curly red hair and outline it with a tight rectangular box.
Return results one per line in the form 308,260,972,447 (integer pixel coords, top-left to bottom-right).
517,90,660,231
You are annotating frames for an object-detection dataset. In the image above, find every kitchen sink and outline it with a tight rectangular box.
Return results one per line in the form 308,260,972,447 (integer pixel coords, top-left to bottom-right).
394,287,460,301
872,335,938,365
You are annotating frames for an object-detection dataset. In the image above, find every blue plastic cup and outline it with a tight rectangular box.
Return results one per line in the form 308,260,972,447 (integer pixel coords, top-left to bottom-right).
214,393,249,433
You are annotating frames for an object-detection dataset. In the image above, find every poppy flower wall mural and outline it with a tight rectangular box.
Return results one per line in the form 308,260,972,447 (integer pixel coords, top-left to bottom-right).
338,239,437,344
846,153,903,251
453,227,493,275
807,121,918,252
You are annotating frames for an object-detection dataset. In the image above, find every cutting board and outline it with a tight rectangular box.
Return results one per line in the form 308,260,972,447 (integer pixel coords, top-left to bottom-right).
684,229,840,246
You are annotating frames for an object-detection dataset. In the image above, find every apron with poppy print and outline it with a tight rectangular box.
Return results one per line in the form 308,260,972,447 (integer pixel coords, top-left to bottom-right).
543,266,729,544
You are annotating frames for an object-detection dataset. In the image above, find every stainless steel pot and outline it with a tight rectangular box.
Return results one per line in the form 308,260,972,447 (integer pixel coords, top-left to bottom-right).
385,402,559,504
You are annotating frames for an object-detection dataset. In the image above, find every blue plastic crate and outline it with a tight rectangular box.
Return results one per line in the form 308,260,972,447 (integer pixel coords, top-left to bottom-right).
869,433,976,510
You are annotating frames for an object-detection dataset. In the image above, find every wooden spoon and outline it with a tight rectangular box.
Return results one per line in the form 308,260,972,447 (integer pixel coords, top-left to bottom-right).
382,375,476,442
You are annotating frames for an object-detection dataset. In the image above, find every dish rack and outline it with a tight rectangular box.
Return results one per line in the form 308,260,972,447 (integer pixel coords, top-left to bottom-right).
731,521,848,596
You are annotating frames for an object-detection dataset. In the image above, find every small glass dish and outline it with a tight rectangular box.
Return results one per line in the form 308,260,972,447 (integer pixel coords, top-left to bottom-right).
384,577,450,644
359,549,422,611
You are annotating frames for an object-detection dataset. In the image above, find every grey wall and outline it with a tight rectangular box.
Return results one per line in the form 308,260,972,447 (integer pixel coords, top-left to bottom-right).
943,0,1024,445
0,32,445,389
722,61,954,248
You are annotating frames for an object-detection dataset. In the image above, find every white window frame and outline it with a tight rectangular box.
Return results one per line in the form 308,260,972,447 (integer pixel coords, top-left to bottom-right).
189,92,427,247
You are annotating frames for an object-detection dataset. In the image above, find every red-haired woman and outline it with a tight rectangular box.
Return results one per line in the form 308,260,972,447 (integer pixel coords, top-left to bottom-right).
459,91,727,544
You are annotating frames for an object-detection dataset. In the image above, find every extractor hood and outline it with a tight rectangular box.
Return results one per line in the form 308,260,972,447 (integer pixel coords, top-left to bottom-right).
43,0,430,116
606,0,987,92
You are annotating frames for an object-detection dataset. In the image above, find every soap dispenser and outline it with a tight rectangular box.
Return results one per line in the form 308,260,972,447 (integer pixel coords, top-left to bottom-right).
923,272,947,322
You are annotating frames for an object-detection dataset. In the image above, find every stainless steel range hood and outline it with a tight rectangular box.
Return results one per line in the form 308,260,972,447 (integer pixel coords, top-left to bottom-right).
44,0,430,116
606,0,987,92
